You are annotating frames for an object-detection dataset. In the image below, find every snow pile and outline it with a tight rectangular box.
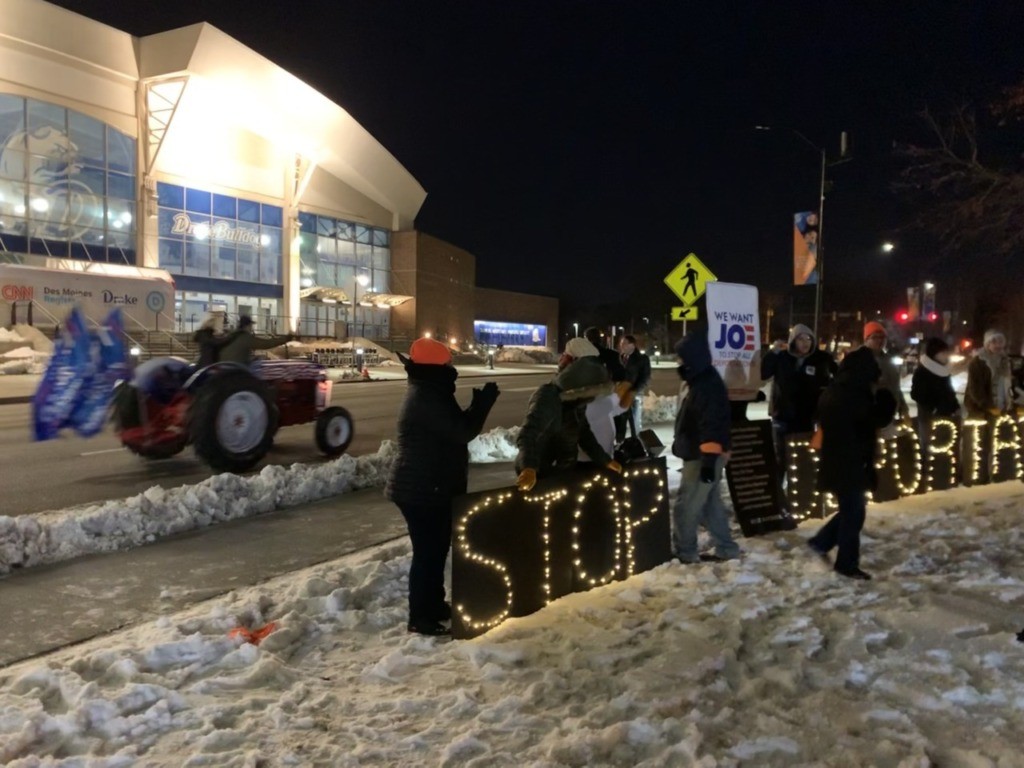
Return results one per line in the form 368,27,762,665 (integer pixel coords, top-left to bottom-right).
0,424,527,575
468,425,520,462
3,485,1024,764
495,346,558,364
0,347,49,375
0,328,25,343
12,324,54,353
641,391,678,424
0,444,396,574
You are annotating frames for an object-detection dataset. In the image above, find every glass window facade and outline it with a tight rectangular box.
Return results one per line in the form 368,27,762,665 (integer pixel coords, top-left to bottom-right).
158,182,284,330
0,94,137,264
297,211,391,339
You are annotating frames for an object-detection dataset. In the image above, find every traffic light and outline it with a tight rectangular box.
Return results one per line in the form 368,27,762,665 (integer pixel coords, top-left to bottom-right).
927,312,938,322
896,310,910,323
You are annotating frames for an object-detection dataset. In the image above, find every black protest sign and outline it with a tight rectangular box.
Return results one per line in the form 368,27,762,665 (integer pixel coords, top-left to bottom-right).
450,458,672,640
725,419,791,535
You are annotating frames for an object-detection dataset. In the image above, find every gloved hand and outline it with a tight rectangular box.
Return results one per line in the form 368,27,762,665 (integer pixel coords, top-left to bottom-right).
517,468,537,491
699,454,717,484
472,381,500,411
606,460,623,474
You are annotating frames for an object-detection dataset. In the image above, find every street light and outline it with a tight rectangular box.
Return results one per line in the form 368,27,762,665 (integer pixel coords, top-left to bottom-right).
882,242,895,253
755,125,848,341
572,321,579,337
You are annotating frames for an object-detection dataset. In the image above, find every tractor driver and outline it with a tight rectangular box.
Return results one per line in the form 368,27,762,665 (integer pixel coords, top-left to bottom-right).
218,315,294,366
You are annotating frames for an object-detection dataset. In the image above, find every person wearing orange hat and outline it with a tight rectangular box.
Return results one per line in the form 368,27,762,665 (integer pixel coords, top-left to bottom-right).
862,321,908,424
385,336,500,636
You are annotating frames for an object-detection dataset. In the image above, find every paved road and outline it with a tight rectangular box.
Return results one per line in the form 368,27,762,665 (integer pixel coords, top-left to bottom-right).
0,367,680,516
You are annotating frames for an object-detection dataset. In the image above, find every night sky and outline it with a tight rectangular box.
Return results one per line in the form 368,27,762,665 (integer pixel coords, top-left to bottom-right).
51,0,1024,325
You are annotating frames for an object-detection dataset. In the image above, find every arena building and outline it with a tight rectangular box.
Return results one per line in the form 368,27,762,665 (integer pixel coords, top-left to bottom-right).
0,0,556,351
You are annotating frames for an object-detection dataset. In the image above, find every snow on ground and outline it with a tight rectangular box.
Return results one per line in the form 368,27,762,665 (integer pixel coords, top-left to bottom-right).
3,483,1024,766
0,328,25,343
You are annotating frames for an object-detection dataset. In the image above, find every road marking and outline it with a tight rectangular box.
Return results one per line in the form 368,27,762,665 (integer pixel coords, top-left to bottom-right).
81,448,124,456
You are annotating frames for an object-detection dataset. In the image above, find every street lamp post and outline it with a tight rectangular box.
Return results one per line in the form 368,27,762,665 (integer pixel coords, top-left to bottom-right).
755,126,847,341
572,321,579,337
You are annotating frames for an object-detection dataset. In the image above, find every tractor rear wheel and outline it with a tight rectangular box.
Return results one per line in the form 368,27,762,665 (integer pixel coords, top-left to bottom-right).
189,372,275,472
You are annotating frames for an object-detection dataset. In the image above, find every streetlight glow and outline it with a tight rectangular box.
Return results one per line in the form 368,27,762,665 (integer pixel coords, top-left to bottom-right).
882,242,895,253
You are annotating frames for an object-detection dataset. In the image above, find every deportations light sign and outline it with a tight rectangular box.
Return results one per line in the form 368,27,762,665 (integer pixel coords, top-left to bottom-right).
793,211,819,285
707,282,763,401
450,458,671,640
782,415,1024,522
474,320,547,347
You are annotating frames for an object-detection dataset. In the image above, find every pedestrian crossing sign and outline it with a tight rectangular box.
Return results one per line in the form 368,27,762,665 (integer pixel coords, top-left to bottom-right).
664,253,716,306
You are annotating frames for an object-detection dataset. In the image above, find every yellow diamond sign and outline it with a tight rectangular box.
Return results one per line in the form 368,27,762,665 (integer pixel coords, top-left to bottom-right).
664,253,716,306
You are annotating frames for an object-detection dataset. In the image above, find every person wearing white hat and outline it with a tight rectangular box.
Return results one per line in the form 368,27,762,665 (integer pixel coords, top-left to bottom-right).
965,329,1018,416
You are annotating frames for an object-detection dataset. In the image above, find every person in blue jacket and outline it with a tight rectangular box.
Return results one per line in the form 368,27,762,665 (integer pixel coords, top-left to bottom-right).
671,331,740,563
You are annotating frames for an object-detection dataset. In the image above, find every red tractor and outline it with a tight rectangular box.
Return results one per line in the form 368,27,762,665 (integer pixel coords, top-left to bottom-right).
111,357,354,472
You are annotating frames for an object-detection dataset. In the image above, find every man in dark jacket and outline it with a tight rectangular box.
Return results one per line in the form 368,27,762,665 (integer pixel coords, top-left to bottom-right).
385,337,500,635
515,355,621,490
809,346,896,580
584,327,627,383
671,331,740,563
218,316,293,365
761,324,836,490
614,334,652,440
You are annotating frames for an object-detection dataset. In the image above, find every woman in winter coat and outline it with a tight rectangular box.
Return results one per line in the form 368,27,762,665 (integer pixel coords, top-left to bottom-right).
385,337,500,636
515,350,621,491
965,329,1017,416
809,346,896,580
911,338,959,418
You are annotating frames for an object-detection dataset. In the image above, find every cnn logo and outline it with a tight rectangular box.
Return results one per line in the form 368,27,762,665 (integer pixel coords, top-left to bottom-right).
1,284,33,301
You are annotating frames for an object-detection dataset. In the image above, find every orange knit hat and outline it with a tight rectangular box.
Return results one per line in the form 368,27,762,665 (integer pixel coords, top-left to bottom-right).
863,321,887,341
409,337,453,365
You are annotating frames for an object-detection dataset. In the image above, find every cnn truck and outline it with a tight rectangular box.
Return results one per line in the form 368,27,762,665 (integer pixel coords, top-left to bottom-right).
0,262,175,331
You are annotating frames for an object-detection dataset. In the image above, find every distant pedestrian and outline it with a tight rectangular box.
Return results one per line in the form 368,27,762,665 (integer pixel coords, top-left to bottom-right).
862,321,908,428
515,345,622,491
965,329,1018,416
671,331,740,564
385,337,500,636
808,347,897,580
760,323,836,475
911,337,959,419
616,334,652,439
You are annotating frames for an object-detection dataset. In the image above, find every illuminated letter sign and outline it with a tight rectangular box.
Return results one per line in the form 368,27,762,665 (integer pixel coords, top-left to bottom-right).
451,458,671,639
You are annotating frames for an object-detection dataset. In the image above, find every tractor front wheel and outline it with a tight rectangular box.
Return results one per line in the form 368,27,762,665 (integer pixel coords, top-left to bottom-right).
315,406,354,457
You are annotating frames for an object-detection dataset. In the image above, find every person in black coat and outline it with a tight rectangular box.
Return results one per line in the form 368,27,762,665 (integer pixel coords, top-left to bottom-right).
808,346,896,580
385,337,499,635
614,334,652,440
911,337,960,418
671,331,740,563
584,327,627,383
192,315,232,368
760,323,836,466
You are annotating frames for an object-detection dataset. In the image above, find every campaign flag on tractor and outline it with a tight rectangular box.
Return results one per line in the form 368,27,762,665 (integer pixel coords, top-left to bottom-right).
706,282,763,401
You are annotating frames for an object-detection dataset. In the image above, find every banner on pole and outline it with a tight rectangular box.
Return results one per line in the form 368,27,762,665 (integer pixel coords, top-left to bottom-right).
706,282,763,401
907,287,921,321
793,212,819,286
922,284,936,317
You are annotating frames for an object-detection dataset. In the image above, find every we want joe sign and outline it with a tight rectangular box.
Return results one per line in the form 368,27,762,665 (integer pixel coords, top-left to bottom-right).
707,282,763,401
